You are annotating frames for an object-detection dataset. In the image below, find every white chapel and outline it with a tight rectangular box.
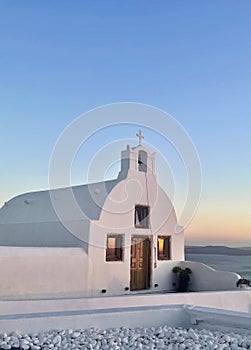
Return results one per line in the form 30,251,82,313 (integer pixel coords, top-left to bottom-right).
0,131,185,297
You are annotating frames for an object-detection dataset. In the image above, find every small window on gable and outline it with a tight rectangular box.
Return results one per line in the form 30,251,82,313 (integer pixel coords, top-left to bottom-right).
135,205,149,228
106,234,123,261
138,150,147,172
158,236,171,260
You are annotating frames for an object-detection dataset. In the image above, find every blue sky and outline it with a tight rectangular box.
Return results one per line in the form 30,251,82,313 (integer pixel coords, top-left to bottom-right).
0,1,250,246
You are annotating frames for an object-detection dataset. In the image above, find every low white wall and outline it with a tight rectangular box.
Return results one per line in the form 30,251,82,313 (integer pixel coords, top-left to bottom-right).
0,247,89,297
1,301,250,335
1,290,250,316
1,290,251,333
0,305,189,334
181,260,240,291
184,305,251,335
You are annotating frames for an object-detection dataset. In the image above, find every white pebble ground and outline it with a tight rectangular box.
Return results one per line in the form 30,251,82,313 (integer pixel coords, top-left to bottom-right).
0,326,251,349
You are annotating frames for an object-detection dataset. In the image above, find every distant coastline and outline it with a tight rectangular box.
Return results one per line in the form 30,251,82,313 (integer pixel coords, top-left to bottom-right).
185,245,251,256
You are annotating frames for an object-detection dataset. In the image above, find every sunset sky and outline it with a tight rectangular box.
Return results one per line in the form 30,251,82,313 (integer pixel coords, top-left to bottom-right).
0,1,250,246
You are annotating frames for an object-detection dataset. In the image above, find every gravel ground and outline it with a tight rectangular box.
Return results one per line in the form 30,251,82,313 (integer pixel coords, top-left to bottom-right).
0,326,251,349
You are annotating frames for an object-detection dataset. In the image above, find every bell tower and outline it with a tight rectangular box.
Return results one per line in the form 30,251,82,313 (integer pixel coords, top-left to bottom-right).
118,130,156,180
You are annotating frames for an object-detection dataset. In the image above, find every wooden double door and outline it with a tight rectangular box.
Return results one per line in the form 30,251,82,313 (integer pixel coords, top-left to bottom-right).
130,236,151,291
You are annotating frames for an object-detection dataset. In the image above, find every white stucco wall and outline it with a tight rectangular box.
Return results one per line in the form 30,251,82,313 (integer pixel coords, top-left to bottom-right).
180,261,240,291
0,247,89,297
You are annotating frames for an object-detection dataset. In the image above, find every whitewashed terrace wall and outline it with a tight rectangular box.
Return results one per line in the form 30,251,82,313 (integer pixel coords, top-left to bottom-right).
181,260,240,291
0,303,251,335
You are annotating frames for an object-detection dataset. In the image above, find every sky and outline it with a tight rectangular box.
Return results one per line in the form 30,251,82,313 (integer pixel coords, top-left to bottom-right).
0,1,250,247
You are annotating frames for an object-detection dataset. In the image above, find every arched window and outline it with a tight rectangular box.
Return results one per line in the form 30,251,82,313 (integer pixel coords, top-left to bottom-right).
138,150,147,172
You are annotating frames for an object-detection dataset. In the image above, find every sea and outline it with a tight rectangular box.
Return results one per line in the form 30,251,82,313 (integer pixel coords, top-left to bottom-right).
186,253,251,280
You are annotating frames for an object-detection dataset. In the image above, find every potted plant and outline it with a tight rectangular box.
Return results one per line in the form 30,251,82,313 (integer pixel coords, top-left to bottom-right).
172,266,192,292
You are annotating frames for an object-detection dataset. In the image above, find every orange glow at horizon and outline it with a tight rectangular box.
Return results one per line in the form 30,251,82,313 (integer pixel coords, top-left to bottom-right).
185,203,251,246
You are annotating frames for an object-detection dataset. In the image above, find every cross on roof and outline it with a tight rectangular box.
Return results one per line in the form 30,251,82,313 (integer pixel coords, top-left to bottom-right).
136,129,144,145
